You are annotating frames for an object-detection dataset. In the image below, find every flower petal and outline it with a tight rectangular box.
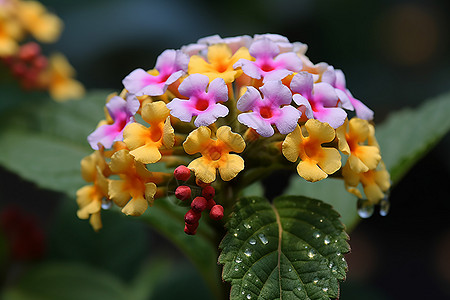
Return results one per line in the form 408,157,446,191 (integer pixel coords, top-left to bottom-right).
183,126,212,154
194,104,229,127
216,126,245,153
260,80,292,106
236,86,262,112
282,125,302,162
218,154,244,181
297,160,328,182
188,156,217,183
273,105,301,134
238,112,274,137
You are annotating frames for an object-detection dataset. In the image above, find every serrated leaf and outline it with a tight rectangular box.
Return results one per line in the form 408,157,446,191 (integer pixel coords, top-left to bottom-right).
2,262,128,300
219,196,349,300
376,92,450,184
0,90,108,195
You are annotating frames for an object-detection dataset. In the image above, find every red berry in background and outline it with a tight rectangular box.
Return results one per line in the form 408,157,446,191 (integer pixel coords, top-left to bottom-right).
210,205,224,221
175,185,191,201
206,199,216,210
184,209,201,224
191,196,207,212
174,165,191,181
202,186,215,200
18,42,40,61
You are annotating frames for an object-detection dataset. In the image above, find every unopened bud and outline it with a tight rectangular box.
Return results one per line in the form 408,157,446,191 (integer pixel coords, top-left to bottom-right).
175,185,191,201
174,165,190,181
210,205,224,221
202,186,215,200
184,209,201,224
191,196,207,212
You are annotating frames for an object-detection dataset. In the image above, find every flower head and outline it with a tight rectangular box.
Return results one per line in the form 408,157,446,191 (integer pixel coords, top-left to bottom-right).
43,53,85,101
88,95,139,150
123,101,174,164
342,161,391,204
188,43,251,83
76,150,110,231
234,38,302,82
108,150,158,216
282,120,341,182
291,72,347,128
166,74,229,127
123,49,189,96
237,80,300,137
183,126,245,183
336,118,381,173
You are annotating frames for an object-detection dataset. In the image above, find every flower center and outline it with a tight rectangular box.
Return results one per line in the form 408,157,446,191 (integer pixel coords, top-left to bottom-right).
208,146,222,161
195,98,209,111
150,126,162,142
259,106,273,119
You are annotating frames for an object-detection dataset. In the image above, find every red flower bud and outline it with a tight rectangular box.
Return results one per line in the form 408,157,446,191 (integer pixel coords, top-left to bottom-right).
184,224,197,235
175,185,191,201
191,196,207,212
184,209,201,224
206,199,216,210
202,185,215,200
210,205,224,221
19,42,40,61
174,165,191,181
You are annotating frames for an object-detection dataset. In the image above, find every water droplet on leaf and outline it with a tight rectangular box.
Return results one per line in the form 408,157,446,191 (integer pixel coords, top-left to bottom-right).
307,250,316,259
244,223,251,229
235,257,242,263
249,238,256,245
258,233,269,245
244,249,252,257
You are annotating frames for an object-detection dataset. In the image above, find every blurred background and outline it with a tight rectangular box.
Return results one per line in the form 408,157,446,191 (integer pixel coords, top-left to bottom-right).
1,0,450,299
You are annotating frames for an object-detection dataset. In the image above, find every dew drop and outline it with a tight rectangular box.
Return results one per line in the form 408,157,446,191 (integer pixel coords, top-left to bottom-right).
233,233,238,237
258,233,269,245
234,267,239,271
357,199,374,218
288,268,292,272
319,219,323,223
307,250,316,259
313,278,319,284
322,287,329,292
332,266,338,273
249,238,256,245
329,262,333,268
256,279,259,283
314,232,321,239
246,294,252,299
336,252,341,256
244,223,252,229
296,286,302,291
235,257,242,263
248,273,252,277
241,291,245,295
324,236,331,245
379,197,390,216
244,249,252,257
101,199,112,210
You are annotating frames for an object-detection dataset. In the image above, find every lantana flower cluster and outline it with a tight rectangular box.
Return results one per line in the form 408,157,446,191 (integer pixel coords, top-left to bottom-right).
78,34,390,233
0,0,84,101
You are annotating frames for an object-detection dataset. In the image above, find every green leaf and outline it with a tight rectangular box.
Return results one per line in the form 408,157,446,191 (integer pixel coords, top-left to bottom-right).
128,258,173,300
2,262,128,300
376,92,450,184
0,90,108,195
219,196,349,300
139,196,224,299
